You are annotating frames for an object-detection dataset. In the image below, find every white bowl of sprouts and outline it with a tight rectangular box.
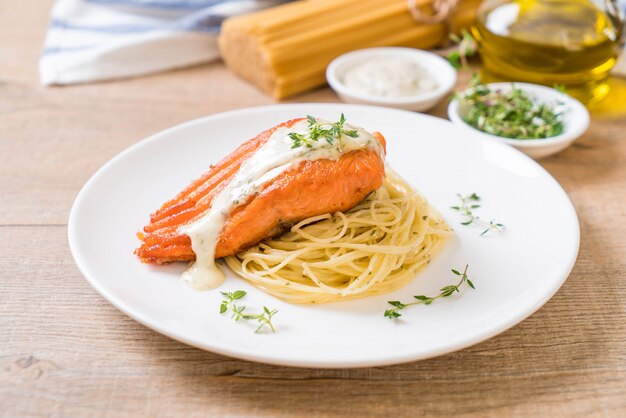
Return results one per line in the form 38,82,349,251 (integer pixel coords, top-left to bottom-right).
448,81,589,159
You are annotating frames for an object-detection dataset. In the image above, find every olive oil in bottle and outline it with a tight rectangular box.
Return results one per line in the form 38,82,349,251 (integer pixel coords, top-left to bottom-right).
473,0,624,104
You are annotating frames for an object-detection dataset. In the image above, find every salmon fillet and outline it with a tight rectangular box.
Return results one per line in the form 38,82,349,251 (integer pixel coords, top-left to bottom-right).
135,118,386,264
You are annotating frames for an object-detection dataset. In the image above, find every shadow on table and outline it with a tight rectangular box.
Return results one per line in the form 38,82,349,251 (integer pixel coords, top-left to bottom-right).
539,96,622,193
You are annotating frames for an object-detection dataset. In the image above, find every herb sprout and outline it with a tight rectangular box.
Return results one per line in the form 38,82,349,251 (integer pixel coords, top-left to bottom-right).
457,76,564,139
220,290,278,333
384,265,475,319
451,193,504,236
290,114,358,149
447,29,477,70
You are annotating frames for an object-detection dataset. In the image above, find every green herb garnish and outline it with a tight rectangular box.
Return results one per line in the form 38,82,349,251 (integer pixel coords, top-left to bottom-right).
458,77,564,139
451,193,504,236
220,290,278,333
290,113,358,149
384,265,475,319
447,29,477,70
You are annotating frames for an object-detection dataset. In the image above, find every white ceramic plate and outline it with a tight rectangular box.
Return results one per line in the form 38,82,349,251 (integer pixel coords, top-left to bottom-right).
68,104,579,368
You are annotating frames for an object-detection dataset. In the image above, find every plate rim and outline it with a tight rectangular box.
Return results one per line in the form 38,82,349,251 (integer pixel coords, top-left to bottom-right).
68,103,580,368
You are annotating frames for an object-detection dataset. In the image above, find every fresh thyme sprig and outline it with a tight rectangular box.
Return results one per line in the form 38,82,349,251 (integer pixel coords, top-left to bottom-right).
289,114,358,149
447,29,477,70
219,290,278,333
384,265,475,319
451,193,504,236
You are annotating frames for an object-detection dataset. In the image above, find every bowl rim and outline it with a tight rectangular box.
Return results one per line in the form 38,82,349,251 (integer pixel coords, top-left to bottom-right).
326,47,457,105
447,82,590,148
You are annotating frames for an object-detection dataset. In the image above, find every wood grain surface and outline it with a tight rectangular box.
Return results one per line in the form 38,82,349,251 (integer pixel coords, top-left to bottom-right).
1,1,625,417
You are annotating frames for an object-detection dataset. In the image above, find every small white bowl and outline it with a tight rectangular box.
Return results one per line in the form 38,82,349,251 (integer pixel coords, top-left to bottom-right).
448,82,589,159
326,47,457,112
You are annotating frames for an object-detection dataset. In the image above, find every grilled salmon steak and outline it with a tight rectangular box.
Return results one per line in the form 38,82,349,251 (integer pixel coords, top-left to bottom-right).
135,118,387,264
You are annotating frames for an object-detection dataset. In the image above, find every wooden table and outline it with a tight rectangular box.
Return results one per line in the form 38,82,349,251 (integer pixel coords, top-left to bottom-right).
2,1,625,416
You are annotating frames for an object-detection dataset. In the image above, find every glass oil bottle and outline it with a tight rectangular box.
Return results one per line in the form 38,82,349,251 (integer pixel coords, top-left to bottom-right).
473,0,624,104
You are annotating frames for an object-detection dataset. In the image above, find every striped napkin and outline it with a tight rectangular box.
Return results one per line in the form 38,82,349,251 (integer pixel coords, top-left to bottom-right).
40,0,290,85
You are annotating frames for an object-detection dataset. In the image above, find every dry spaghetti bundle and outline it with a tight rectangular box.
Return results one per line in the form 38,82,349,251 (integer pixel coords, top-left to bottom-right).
219,0,480,99
225,169,451,303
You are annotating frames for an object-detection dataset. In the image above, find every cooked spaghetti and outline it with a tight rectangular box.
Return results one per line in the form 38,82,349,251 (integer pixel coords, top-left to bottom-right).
225,169,451,303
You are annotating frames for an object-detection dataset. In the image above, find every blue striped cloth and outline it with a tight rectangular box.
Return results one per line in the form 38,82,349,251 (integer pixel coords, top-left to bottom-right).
40,0,291,85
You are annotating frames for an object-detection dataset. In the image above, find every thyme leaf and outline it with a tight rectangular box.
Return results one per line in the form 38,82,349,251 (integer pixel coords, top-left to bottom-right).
290,114,358,149
384,265,475,319
220,290,278,333
447,29,477,70
451,193,504,236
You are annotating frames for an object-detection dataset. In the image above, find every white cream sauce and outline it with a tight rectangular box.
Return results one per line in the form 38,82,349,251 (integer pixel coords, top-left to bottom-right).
342,57,438,98
180,118,383,290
